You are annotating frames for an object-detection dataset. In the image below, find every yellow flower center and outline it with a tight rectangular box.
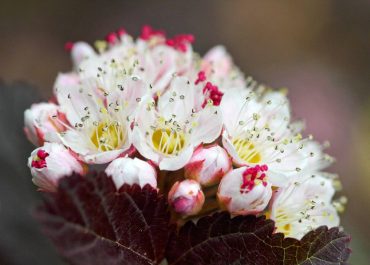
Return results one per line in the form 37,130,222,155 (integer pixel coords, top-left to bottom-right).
152,128,185,155
232,138,262,163
275,209,292,235
91,122,125,151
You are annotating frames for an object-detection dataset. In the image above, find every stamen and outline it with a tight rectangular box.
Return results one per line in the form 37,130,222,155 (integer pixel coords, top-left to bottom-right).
152,128,185,156
232,138,262,164
166,34,194,52
105,32,118,45
90,122,125,151
202,82,223,108
140,25,166,40
240,165,268,193
31,150,49,169
116,27,126,37
195,71,206,85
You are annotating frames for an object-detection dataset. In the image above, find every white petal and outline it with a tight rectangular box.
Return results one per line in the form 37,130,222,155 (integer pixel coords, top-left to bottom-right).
203,45,232,76
56,81,101,126
261,91,291,138
106,77,148,119
222,132,245,166
60,129,92,155
84,149,125,164
267,171,289,187
53,72,79,96
159,146,193,171
191,105,223,146
132,127,160,164
299,140,332,172
157,77,195,122
220,89,249,132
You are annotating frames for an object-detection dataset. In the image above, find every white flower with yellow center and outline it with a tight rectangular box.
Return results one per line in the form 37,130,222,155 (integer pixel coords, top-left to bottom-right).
220,88,333,187
133,76,223,171
55,72,148,164
270,174,340,239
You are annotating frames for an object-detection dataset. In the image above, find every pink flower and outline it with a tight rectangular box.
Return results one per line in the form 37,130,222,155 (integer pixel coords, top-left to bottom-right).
168,180,205,216
105,157,157,189
218,165,272,215
28,143,85,192
184,144,231,186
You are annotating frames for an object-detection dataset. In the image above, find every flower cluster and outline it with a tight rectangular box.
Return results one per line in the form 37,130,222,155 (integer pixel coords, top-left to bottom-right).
25,25,344,239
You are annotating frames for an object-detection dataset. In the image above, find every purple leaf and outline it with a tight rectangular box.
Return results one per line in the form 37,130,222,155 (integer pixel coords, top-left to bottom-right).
35,172,172,265
166,212,351,265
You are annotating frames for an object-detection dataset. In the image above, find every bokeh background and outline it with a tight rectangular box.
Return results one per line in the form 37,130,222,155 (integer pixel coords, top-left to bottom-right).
0,0,369,264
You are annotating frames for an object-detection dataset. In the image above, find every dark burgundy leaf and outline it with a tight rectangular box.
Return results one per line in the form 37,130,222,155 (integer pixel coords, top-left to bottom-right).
166,212,351,265
35,172,172,265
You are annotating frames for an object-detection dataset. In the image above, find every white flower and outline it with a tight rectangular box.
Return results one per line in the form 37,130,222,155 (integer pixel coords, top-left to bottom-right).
51,27,199,165
73,27,195,97
184,144,231,186
200,46,245,91
55,73,147,164
105,157,157,189
24,103,65,146
220,88,332,187
28,142,84,192
218,165,272,215
168,179,205,216
270,174,340,239
133,76,223,170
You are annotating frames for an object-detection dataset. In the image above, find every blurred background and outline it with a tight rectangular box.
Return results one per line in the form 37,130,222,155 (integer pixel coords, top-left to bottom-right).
0,0,369,264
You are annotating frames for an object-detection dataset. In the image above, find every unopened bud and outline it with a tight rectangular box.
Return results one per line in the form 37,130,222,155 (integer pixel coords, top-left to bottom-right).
24,103,65,146
218,166,272,215
71,42,96,66
28,143,84,192
184,144,231,186
168,180,205,216
105,157,157,189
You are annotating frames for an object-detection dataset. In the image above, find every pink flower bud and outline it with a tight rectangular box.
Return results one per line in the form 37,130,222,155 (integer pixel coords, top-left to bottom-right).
184,145,231,186
105,157,157,189
24,103,65,146
28,143,84,192
218,165,272,215
168,180,205,216
70,42,95,66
